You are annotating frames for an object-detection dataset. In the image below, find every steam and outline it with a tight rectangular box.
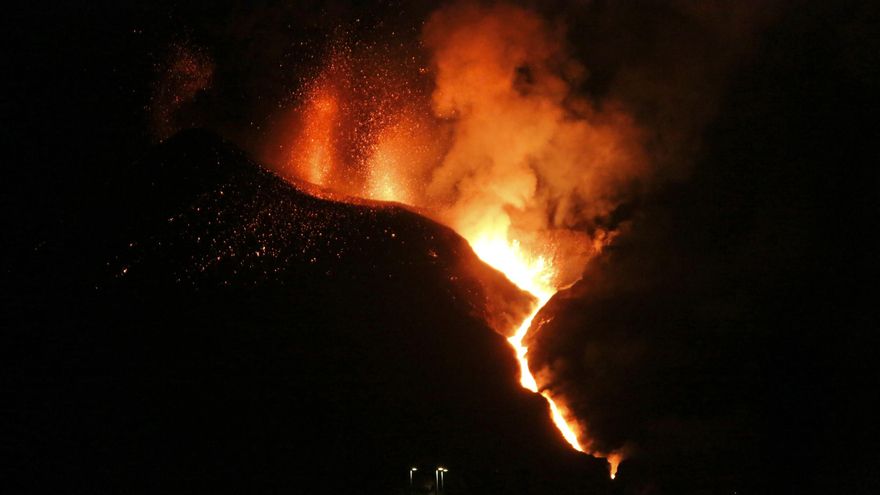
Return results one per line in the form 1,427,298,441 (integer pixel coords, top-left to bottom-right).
421,2,647,288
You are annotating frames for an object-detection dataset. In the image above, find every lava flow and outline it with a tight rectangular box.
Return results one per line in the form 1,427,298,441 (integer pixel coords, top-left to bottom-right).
468,237,584,453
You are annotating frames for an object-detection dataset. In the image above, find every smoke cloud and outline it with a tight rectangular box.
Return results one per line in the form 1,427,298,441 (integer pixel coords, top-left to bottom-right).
420,2,647,287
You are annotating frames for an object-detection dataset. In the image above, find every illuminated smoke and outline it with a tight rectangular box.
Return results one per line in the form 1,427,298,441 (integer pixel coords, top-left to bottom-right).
420,2,646,291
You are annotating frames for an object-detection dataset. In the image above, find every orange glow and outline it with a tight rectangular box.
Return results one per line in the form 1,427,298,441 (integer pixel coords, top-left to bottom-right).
361,118,432,205
288,88,339,186
607,452,623,479
365,146,407,202
470,237,554,304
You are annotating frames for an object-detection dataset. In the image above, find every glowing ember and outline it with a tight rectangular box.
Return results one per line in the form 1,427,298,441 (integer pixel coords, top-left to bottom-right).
150,42,214,141
365,162,403,202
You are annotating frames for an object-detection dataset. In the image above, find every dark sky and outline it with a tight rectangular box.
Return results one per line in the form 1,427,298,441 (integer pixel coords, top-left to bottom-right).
3,1,879,494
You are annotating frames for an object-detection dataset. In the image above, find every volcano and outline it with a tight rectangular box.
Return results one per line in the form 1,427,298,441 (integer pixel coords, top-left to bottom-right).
5,130,610,494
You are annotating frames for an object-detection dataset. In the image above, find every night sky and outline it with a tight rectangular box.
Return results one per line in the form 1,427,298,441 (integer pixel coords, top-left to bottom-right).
3,1,878,494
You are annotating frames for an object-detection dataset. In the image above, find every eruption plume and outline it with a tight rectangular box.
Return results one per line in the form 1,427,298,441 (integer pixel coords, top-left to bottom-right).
275,2,648,476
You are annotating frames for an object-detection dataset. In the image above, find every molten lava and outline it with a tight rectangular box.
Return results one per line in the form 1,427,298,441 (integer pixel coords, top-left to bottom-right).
288,88,339,186
468,237,585,453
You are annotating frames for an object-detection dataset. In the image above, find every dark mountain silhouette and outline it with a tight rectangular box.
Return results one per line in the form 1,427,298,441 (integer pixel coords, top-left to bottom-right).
4,130,610,494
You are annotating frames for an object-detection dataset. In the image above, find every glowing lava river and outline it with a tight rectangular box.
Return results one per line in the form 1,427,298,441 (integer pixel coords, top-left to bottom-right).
467,235,620,479
468,237,585,453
